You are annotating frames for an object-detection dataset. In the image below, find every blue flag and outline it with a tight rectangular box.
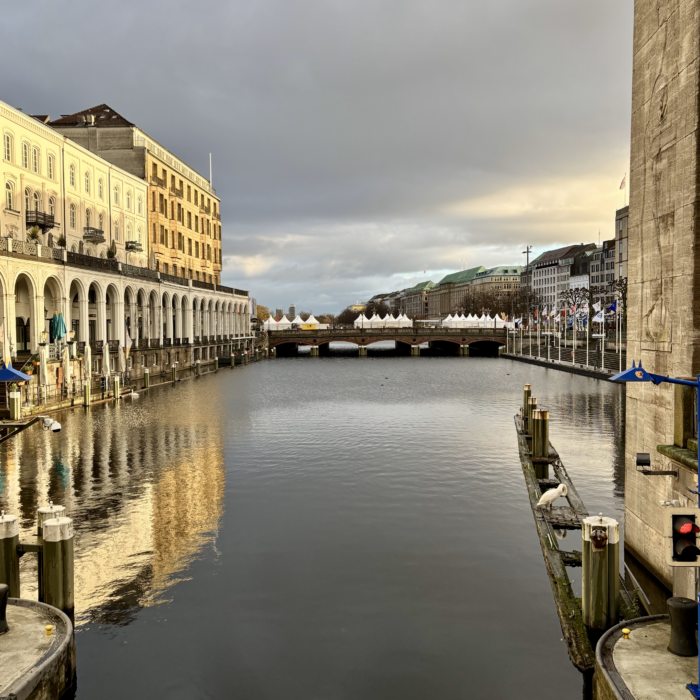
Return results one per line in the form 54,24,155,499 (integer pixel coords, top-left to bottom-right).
608,301,617,313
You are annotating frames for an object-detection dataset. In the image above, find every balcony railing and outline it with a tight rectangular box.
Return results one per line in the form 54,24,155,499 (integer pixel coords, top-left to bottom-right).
150,175,166,188
174,338,181,347
26,211,55,230
90,340,104,351
234,288,249,297
163,338,172,347
215,213,221,221
138,339,150,349
160,272,188,287
67,251,119,271
108,339,120,351
183,337,190,346
169,186,183,199
83,227,105,243
194,336,200,344
192,279,215,291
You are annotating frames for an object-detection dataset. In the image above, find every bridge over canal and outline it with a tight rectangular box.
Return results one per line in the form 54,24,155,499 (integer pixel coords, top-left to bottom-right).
268,328,507,356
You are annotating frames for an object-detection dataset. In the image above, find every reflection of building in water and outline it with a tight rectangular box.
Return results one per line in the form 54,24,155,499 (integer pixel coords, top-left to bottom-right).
0,396,225,625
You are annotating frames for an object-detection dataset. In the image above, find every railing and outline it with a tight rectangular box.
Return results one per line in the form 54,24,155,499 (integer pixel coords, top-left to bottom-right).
234,288,249,297
108,339,120,351
183,337,190,345
138,338,150,349
123,262,159,280
150,175,166,188
83,227,105,243
0,239,7,252
40,247,53,260
169,186,183,199
26,211,55,228
52,247,63,260
218,284,233,294
151,339,161,348
199,204,211,215
90,340,104,351
160,272,188,286
194,336,200,344
192,279,215,291
215,213,221,221
217,335,222,341
13,240,36,256
202,335,208,343
67,251,119,271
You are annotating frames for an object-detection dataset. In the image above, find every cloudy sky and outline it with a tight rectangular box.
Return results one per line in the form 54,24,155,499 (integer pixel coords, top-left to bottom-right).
5,0,633,313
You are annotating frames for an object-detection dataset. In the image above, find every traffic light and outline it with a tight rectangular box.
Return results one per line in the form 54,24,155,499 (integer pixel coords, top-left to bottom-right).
665,508,700,567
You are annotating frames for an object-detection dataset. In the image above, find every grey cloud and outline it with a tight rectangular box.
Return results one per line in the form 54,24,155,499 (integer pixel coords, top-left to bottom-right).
4,0,633,311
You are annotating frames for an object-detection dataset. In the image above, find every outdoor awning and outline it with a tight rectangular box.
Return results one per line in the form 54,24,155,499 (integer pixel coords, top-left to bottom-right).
0,362,32,382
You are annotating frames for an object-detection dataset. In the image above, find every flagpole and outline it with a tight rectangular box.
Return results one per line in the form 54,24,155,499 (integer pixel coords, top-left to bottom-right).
586,315,589,368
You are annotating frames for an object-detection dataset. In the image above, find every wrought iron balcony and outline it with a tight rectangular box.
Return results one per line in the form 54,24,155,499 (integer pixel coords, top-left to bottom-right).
138,339,149,349
108,339,120,351
163,338,172,347
126,240,143,252
26,211,55,231
183,337,190,346
83,227,105,243
169,186,183,199
150,175,166,188
174,338,181,346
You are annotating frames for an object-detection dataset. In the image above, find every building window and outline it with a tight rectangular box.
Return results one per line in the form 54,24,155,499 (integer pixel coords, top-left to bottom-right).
69,164,75,187
49,197,55,216
46,154,54,180
32,147,39,173
22,143,29,169
86,209,91,228
152,192,156,211
84,172,90,194
32,191,41,212
98,213,104,231
137,226,142,243
5,182,13,210
188,238,192,255
113,186,119,205
153,223,157,243
137,197,142,215
97,178,103,199
3,133,11,162
195,241,199,257
126,191,131,210
195,216,199,233
619,263,623,278
115,221,119,241
127,223,132,241
69,204,76,228
24,188,30,211
187,212,192,229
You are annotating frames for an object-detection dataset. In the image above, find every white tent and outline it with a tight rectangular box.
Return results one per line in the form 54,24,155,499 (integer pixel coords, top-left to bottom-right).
368,313,381,328
397,313,412,328
263,316,278,330
384,314,399,328
354,314,370,328
304,314,319,328
442,314,453,328
276,314,292,329
292,315,304,326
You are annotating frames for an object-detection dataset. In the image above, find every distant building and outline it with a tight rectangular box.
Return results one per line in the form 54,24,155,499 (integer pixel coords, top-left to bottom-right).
569,249,593,291
427,266,485,317
288,304,296,317
614,205,628,282
471,266,523,299
402,281,435,318
530,244,596,311
275,308,284,319
348,303,365,312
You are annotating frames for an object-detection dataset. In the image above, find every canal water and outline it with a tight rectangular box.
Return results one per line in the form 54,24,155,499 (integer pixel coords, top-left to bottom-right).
0,343,624,699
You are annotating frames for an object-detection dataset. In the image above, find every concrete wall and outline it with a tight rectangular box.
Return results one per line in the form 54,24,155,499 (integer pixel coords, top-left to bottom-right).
625,0,700,595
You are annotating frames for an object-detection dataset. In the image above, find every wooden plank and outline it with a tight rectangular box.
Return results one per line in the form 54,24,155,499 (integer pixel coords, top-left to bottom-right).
514,415,595,672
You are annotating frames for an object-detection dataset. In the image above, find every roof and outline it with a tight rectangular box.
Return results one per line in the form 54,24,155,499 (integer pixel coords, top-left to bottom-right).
49,105,135,128
474,265,524,279
367,293,389,302
436,266,485,287
407,280,435,293
532,244,595,267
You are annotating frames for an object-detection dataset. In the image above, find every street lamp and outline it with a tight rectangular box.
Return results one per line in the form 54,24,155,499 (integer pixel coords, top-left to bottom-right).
611,361,700,698
40,330,48,346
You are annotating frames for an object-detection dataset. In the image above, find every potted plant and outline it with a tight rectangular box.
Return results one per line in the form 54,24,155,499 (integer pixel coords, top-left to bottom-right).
57,235,66,248
106,241,117,259
27,226,41,241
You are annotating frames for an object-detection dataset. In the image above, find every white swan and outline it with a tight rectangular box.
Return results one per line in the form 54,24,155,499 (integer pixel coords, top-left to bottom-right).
537,483,567,511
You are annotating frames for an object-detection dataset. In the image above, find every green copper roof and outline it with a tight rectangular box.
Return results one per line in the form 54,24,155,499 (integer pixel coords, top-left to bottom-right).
436,266,485,286
474,265,524,278
408,280,435,292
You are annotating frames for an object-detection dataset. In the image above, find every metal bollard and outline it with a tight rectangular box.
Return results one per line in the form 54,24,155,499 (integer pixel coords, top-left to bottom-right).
37,503,66,603
8,389,20,420
531,409,542,459
214,358,218,371
113,376,120,399
0,512,19,598
522,384,531,431
582,514,619,633
0,583,8,635
172,364,177,382
534,410,550,479
195,360,201,377
83,381,91,407
42,516,75,622
527,396,537,436
143,367,150,388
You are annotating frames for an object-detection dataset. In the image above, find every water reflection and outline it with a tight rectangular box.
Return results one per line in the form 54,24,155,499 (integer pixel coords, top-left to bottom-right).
0,390,225,627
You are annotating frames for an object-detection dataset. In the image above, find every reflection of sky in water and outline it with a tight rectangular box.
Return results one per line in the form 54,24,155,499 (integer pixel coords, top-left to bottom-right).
0,355,624,700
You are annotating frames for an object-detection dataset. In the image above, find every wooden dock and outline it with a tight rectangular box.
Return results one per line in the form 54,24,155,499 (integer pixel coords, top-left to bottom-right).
514,414,595,672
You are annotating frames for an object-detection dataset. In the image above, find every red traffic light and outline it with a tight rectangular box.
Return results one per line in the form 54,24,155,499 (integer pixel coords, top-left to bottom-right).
679,521,700,535
674,517,700,536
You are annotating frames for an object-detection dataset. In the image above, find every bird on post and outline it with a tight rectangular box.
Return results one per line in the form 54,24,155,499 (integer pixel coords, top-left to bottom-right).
537,483,567,511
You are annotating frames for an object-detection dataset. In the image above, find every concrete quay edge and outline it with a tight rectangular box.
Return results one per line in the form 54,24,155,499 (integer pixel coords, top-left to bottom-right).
501,353,617,381
1,598,75,700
